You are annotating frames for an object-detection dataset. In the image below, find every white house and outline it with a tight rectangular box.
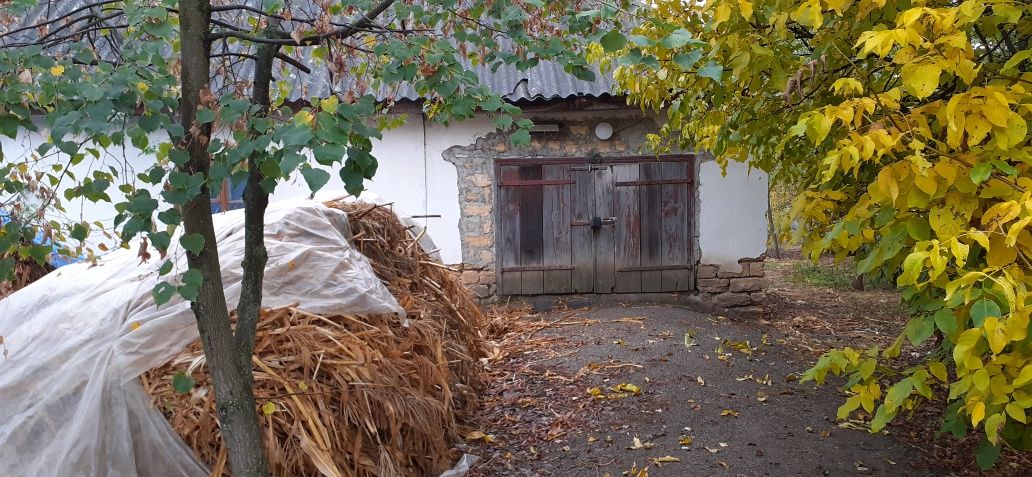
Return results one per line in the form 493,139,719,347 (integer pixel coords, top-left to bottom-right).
1,57,768,313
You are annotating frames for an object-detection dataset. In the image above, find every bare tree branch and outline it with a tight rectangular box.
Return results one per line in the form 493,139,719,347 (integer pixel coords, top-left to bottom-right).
207,0,397,46
211,51,312,74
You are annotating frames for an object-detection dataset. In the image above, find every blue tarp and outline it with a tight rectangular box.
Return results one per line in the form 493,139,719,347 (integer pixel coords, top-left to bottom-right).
0,210,79,268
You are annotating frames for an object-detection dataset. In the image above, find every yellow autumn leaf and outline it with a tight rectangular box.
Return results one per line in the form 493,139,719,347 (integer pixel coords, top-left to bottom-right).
737,0,753,20
971,401,986,426
928,361,949,382
982,317,1009,355
901,62,942,99
611,383,642,395
713,3,732,25
1005,403,1027,424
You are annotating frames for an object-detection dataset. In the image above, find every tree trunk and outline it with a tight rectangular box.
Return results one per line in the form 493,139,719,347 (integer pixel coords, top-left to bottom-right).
177,1,270,475
232,39,277,416
767,183,781,259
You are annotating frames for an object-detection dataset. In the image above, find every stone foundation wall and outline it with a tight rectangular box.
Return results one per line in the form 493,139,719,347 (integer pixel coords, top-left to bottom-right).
696,258,766,318
459,269,497,301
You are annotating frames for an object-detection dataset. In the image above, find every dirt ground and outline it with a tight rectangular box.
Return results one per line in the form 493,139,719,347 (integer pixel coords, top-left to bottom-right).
462,256,1032,476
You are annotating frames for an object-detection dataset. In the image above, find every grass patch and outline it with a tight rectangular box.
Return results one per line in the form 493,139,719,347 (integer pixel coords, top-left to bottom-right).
789,261,859,289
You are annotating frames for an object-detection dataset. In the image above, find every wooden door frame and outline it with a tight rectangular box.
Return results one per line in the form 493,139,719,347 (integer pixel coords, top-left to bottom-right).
493,154,698,295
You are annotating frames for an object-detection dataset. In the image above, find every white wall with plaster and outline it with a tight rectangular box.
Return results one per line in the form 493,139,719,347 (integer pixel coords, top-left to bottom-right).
277,115,495,264
697,159,769,273
1,116,490,264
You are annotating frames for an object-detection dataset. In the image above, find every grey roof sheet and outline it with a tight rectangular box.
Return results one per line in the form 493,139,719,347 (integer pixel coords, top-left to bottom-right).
7,1,616,103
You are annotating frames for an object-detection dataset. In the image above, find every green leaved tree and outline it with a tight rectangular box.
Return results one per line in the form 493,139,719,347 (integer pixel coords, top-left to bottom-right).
0,0,598,474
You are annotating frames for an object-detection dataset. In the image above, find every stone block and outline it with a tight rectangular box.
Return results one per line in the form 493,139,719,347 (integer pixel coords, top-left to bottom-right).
465,235,492,247
733,306,765,320
469,173,492,187
713,293,752,308
697,264,719,279
749,292,766,304
466,205,492,217
697,278,729,294
480,271,496,284
748,261,765,277
469,284,491,298
460,270,480,285
729,277,766,293
717,268,746,278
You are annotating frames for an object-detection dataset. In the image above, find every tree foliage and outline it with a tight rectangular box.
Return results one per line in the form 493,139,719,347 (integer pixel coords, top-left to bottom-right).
594,0,1031,467
0,0,596,474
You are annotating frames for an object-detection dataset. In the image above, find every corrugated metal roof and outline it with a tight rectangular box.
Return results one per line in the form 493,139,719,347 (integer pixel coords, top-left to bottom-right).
6,1,616,103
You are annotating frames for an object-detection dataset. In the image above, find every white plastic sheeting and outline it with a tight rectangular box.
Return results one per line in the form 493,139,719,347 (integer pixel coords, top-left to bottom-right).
0,200,403,476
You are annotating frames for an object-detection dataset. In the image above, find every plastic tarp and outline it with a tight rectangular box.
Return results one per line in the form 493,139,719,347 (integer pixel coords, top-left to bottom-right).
0,200,403,476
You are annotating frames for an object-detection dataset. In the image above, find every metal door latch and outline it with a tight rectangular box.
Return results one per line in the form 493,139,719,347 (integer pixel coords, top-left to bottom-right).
590,217,616,230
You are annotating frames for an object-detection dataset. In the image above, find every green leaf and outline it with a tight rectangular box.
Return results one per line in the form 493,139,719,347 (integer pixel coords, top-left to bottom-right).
300,167,331,192
172,372,195,395
659,28,694,49
970,162,992,184
196,108,216,124
158,260,173,276
933,308,958,339
182,269,202,287
152,281,175,305
511,128,531,146
975,439,1001,470
697,62,723,82
492,115,514,130
673,51,703,70
905,315,936,346
180,233,205,254
617,49,643,66
970,298,1001,327
600,30,627,52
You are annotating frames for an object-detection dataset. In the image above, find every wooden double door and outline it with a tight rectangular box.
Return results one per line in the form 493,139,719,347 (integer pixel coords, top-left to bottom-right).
496,157,695,295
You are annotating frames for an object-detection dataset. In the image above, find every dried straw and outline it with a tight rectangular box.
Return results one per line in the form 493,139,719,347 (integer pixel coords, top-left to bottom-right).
143,201,487,477
0,256,53,300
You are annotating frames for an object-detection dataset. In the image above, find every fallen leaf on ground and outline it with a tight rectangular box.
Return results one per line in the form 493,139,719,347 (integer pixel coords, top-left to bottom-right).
628,437,654,450
757,391,769,402
611,383,642,395
678,435,693,447
720,409,739,417
465,430,495,443
651,456,681,465
705,446,720,453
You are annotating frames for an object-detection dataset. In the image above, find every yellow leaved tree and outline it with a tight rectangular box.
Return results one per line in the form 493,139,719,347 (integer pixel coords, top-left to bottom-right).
587,0,1031,467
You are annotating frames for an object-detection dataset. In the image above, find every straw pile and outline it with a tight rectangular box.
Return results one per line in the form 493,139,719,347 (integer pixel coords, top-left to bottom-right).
0,256,53,300
142,201,487,477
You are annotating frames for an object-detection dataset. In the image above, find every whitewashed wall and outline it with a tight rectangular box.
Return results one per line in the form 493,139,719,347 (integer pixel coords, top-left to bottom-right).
1,116,770,271
275,115,495,264
697,159,769,272
0,116,489,264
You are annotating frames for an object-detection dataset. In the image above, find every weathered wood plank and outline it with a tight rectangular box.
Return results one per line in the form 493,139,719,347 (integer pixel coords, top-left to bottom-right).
571,168,594,292
613,164,641,293
497,165,521,295
639,162,664,292
519,165,544,294
542,165,573,294
660,161,690,291
593,166,616,293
